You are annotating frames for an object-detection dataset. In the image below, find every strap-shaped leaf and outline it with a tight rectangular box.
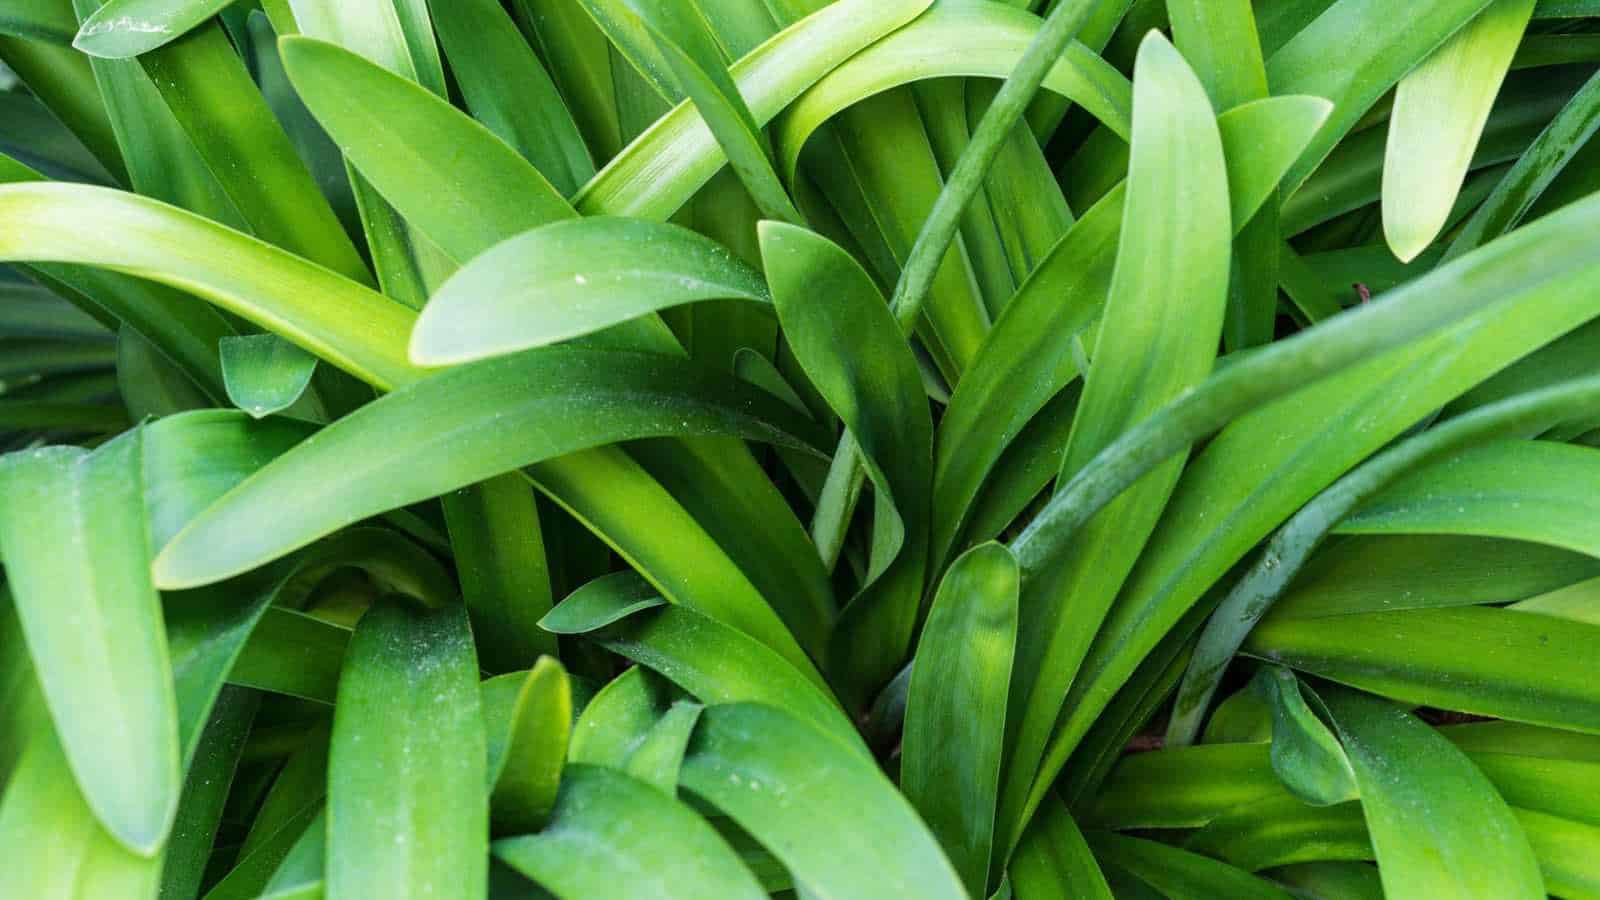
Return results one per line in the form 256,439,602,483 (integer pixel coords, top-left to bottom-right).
679,703,967,900
1247,606,1600,734
0,719,162,897
1383,0,1535,261
1267,0,1499,194
773,2,1132,181
1011,796,1113,900
1339,440,1600,555
760,220,931,709
1321,687,1543,899
279,35,573,266
429,0,594,197
627,0,802,223
327,601,486,900
410,217,769,366
574,0,933,219
1087,831,1293,900
902,542,1018,895
0,432,178,856
494,764,765,898
1,0,79,43
1003,31,1232,849
481,658,571,834
153,346,823,586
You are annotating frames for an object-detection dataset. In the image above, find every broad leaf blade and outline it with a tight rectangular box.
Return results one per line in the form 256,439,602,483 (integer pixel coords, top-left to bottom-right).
902,542,1018,895
220,334,317,419
0,433,179,855
327,601,487,900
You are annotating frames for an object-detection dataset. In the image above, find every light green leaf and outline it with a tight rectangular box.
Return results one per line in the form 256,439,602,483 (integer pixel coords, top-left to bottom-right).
75,0,232,57
1267,0,1499,194
481,658,571,834
1383,0,1535,261
773,2,1132,181
0,433,178,856
220,334,317,419
327,601,486,900
494,764,765,898
902,542,1018,895
1003,31,1232,849
1320,687,1543,899
566,666,667,769
410,217,769,366
679,703,967,900
574,0,934,219
627,0,802,223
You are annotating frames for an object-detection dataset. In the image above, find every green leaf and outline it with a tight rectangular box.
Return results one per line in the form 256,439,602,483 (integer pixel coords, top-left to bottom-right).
327,601,487,900
0,720,162,898
679,703,967,900
626,0,802,223
1003,31,1233,848
160,687,257,900
760,220,931,708
481,658,571,834
574,0,934,219
229,606,351,703
220,334,318,419
427,0,594,197
1217,96,1334,229
278,35,573,266
494,764,765,898
1017,182,1600,837
1010,796,1113,900
1266,0,1499,194
1339,440,1600,555
1446,69,1600,260
542,573,854,743
75,0,232,57
1,0,79,43
1247,606,1600,734
152,346,823,588
410,217,770,366
1320,687,1544,899
1383,0,1535,261
0,433,178,856
1254,667,1358,806
0,182,421,388
443,474,557,672
566,665,667,768
624,699,701,794
902,542,1018,895
1086,831,1294,900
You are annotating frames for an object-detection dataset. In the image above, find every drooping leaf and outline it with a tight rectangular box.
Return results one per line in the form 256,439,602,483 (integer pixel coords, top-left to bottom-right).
410,217,769,366
1383,0,1535,261
0,433,178,856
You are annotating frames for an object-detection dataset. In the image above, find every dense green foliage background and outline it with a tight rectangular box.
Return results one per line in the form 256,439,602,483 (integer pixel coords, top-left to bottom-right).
4,0,1600,897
